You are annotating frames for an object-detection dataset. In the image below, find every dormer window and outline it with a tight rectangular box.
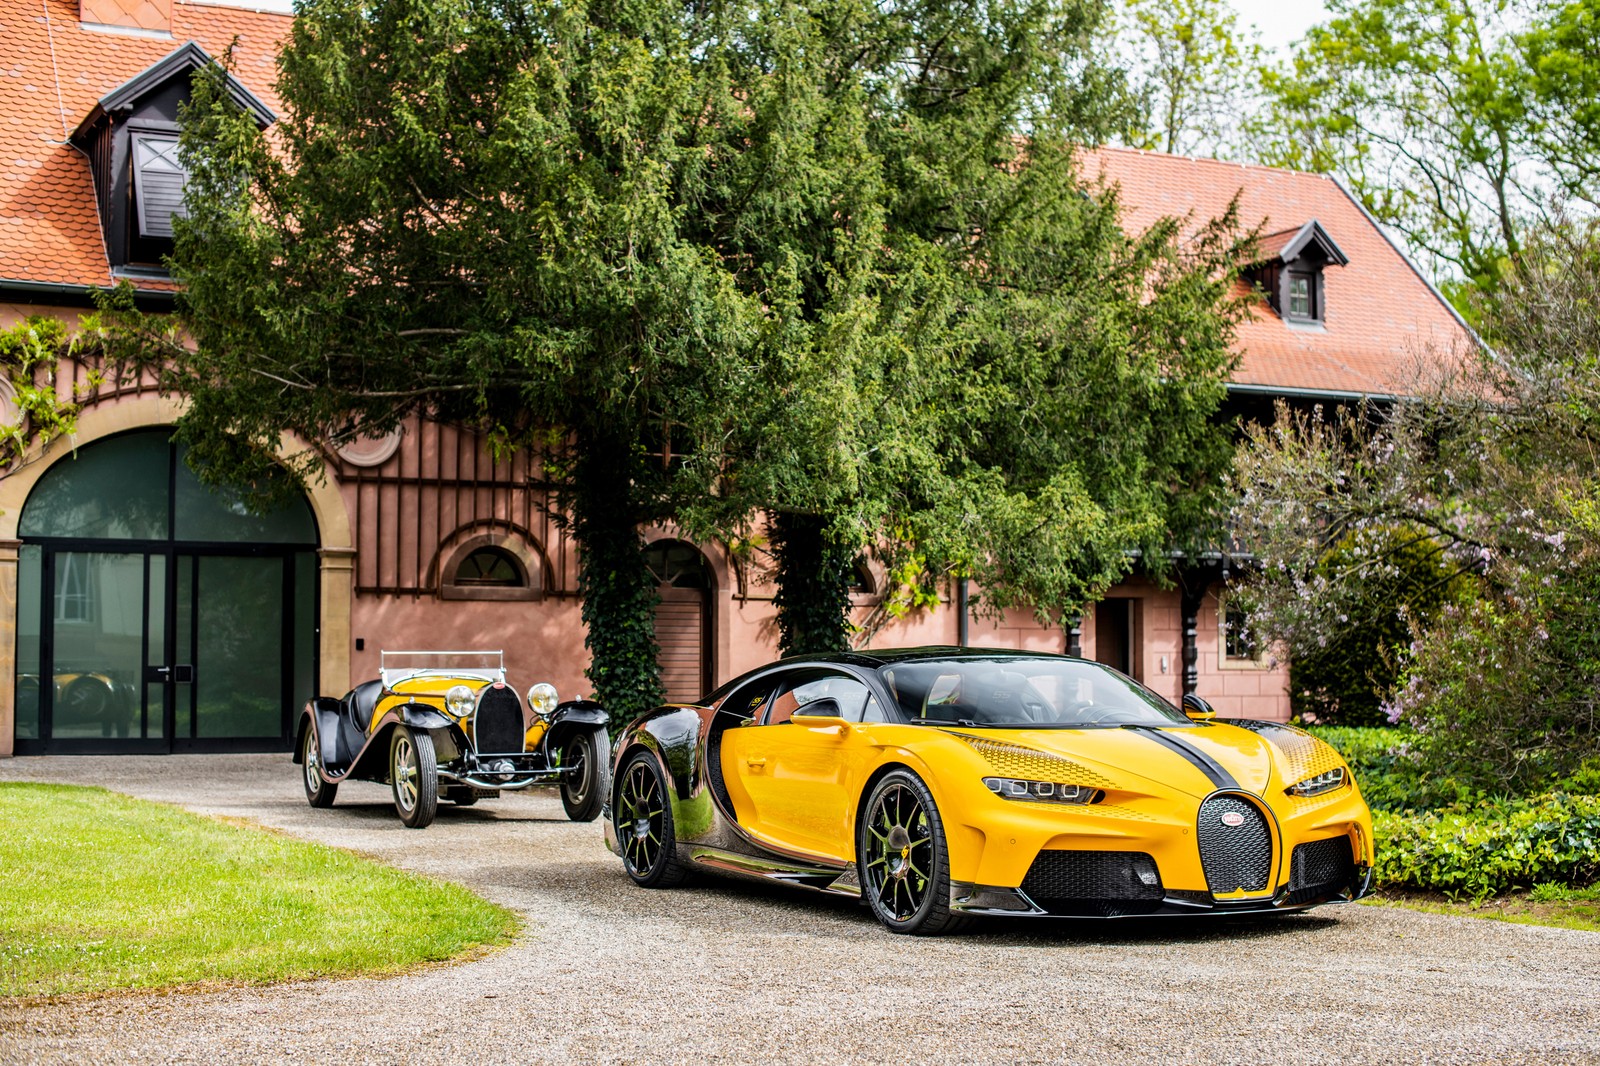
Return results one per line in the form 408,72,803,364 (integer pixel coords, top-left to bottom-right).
133,135,186,239
1247,219,1348,327
70,42,274,276
1286,270,1316,320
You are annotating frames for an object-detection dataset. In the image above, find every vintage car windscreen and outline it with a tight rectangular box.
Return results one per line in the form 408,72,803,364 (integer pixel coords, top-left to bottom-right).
877,658,1189,728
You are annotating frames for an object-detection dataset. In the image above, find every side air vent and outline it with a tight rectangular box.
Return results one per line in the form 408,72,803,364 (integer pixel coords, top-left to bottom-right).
1197,794,1273,895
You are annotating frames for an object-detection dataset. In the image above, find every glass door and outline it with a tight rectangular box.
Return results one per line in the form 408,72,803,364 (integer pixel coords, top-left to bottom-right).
39,549,167,751
171,553,294,749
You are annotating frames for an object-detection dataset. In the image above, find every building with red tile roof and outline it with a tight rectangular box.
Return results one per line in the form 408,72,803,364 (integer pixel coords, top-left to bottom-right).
0,0,287,299
1084,146,1476,399
0,1,1475,756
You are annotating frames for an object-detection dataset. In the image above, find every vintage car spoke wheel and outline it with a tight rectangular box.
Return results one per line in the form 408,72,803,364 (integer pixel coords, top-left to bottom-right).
857,770,967,936
561,727,608,823
390,726,439,829
301,724,338,808
615,751,687,888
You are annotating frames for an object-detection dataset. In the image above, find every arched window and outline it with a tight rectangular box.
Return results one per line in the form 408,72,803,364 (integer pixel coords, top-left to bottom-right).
440,535,541,601
454,547,523,587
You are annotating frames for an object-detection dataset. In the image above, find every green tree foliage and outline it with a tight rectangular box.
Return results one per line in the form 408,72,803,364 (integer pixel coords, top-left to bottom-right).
144,0,1247,709
1286,526,1476,726
1233,218,1600,788
1253,0,1600,300
1112,0,1265,157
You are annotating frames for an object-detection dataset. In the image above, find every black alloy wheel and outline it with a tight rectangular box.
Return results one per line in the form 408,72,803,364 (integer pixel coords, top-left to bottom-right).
561,727,608,823
390,725,439,829
615,751,687,887
301,723,338,809
857,770,967,935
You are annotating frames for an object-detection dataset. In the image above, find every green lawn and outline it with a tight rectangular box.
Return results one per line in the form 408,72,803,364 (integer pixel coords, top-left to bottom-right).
0,783,518,997
1363,885,1600,934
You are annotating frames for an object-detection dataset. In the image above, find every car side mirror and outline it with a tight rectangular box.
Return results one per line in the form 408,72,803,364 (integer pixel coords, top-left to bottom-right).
792,697,847,723
1182,693,1216,721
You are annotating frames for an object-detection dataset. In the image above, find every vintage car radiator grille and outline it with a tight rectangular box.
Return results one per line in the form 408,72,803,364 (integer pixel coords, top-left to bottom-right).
1019,850,1164,917
1287,835,1356,905
472,685,525,755
1197,794,1273,895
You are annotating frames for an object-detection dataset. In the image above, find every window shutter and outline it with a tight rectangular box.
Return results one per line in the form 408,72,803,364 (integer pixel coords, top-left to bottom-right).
132,136,187,238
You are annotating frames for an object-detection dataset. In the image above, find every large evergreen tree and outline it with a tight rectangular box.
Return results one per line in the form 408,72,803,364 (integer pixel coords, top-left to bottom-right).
153,0,1246,707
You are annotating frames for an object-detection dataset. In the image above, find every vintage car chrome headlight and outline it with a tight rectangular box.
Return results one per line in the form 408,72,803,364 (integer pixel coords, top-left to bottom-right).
1286,767,1347,797
527,682,559,719
445,684,475,717
982,777,1102,806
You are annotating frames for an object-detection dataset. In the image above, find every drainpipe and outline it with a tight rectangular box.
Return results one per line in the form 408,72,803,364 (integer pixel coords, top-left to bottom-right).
956,578,969,647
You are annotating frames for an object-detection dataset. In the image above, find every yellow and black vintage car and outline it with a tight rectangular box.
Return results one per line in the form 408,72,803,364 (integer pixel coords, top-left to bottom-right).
295,650,608,828
604,648,1373,934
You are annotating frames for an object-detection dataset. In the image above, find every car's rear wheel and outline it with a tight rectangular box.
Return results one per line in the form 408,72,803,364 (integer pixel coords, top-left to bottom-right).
301,723,338,808
391,726,438,829
857,770,967,935
561,727,608,823
615,750,687,887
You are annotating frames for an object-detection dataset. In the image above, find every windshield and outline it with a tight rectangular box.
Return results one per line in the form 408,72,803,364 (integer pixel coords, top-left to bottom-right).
877,657,1189,728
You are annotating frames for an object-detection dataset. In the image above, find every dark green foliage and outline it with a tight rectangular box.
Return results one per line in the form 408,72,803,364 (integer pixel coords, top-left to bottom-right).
1289,527,1475,726
769,512,856,657
1309,726,1478,812
1374,796,1600,898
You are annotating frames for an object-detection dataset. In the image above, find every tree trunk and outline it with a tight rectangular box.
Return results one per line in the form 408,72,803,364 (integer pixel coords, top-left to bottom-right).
571,429,664,720
769,511,856,657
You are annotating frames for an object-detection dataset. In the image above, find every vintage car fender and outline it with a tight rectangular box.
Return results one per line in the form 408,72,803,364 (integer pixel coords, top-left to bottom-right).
540,699,610,756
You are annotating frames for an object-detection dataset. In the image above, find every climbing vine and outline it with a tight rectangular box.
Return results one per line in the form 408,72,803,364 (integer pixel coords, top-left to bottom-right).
0,316,104,471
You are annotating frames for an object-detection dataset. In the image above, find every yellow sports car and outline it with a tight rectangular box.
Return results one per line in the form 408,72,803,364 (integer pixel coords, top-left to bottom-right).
603,648,1373,934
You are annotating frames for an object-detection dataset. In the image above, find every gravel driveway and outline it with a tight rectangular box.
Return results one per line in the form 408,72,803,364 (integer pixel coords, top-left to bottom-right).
2,754,1597,1066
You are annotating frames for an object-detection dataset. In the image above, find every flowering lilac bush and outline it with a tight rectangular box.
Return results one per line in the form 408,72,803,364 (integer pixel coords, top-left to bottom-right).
1233,221,1600,790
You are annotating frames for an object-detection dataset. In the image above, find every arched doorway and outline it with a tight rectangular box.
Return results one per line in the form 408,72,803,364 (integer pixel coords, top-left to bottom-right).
642,539,713,703
12,429,319,753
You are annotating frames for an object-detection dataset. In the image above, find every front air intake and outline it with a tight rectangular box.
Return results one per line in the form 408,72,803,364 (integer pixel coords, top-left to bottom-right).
1019,851,1164,917
472,685,526,755
1287,835,1356,905
1197,794,1273,895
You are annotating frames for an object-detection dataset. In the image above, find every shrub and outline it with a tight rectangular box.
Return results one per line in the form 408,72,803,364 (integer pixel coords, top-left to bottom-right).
1288,526,1475,727
1308,725,1478,812
1372,794,1600,899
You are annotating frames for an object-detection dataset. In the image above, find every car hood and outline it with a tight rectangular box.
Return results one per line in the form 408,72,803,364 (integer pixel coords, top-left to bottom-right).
943,722,1285,799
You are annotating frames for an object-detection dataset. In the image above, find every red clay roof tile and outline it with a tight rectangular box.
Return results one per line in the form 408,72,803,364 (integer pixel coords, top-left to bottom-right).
1081,147,1476,396
0,0,288,291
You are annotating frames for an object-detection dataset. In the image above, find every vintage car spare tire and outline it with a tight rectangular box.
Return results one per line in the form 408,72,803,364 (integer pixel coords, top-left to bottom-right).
561,727,608,823
391,725,439,829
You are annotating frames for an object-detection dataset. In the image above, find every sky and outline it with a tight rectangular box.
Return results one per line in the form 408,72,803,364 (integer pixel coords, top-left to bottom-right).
1229,0,1331,55
213,0,1334,55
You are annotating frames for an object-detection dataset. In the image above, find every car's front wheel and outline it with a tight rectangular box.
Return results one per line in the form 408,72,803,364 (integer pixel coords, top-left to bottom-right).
857,770,967,935
301,723,338,809
560,727,608,822
614,750,687,887
390,726,438,829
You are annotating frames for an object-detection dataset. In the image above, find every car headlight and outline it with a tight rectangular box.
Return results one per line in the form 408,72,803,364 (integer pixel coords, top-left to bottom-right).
1286,767,1347,797
527,682,559,719
982,777,1102,806
445,684,475,717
